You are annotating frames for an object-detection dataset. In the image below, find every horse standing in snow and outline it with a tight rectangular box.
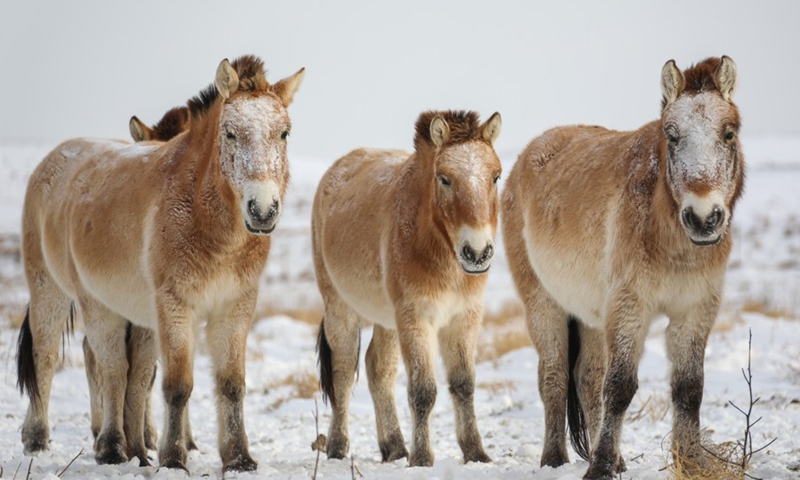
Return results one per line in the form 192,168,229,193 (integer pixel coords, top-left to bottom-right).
314,111,502,466
17,55,304,472
81,105,194,464
501,56,744,479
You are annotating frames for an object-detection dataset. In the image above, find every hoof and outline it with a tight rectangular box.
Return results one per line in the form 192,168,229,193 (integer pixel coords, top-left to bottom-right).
21,423,48,454
408,448,434,467
379,435,408,463
160,457,189,472
540,447,569,468
96,430,127,465
326,436,349,460
144,428,158,451
224,453,258,472
584,458,617,480
129,448,151,467
464,449,492,464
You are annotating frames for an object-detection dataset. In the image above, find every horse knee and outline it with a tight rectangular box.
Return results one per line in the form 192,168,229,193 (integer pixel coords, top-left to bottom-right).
448,373,475,402
604,367,637,416
672,374,703,413
410,378,437,417
164,379,192,408
218,376,245,404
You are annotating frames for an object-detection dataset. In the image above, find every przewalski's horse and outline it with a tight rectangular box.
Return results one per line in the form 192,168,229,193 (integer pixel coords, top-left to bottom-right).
502,56,744,479
16,55,304,472
314,110,502,466
82,105,194,465
129,106,190,142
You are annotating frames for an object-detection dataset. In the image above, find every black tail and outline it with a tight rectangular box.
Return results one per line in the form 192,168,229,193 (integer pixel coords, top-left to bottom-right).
16,306,39,403
567,316,590,460
317,320,336,408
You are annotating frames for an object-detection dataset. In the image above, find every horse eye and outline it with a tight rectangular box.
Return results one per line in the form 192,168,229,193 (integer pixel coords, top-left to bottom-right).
493,175,501,184
281,131,290,140
225,130,236,140
724,131,735,142
439,175,451,187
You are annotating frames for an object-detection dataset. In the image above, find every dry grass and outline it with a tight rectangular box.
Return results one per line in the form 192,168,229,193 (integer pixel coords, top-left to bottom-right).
668,439,746,480
740,300,795,320
477,379,517,395
253,304,324,326
264,370,319,411
476,325,530,363
483,301,524,327
626,393,670,423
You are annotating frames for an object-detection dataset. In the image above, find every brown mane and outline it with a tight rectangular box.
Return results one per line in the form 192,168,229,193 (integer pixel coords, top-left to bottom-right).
414,110,482,151
149,106,189,141
187,54,269,120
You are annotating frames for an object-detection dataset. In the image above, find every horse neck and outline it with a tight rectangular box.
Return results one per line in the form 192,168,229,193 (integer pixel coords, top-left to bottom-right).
180,106,241,240
403,152,452,262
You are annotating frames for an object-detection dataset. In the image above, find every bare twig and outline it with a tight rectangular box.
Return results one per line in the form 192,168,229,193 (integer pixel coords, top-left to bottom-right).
12,461,20,480
25,459,32,480
57,448,84,477
312,395,321,480
350,454,362,478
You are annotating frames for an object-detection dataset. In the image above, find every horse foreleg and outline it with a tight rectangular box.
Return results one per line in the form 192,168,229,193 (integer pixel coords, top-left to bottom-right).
397,311,437,467
366,325,407,462
666,300,717,471
585,288,646,480
124,324,157,466
438,307,491,464
83,336,103,445
526,295,571,468
156,300,194,471
207,296,257,473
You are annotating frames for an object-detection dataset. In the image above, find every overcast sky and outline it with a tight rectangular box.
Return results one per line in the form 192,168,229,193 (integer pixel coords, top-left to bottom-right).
1,1,798,159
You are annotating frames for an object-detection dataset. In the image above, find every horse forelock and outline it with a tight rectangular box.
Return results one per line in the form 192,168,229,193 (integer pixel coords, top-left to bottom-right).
682,57,722,95
413,110,482,152
187,55,270,121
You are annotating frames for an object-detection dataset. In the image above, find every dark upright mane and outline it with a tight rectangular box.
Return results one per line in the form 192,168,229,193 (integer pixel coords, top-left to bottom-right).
414,110,482,151
682,57,723,95
150,106,189,141
187,54,269,120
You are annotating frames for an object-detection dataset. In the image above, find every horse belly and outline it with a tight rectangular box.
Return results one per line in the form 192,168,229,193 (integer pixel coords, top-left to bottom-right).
330,270,396,328
526,239,607,329
74,263,158,328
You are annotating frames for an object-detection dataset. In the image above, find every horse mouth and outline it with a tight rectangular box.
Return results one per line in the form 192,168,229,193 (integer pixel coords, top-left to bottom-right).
245,222,276,235
461,264,491,275
689,235,722,246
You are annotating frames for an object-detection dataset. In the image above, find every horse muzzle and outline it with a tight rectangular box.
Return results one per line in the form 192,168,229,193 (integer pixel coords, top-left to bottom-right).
458,242,494,275
245,198,281,235
681,205,726,246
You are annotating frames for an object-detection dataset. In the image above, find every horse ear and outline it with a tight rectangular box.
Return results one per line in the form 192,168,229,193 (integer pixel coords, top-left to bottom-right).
129,116,150,142
215,58,240,100
715,55,738,101
273,67,306,107
430,116,450,148
481,112,502,144
660,59,685,107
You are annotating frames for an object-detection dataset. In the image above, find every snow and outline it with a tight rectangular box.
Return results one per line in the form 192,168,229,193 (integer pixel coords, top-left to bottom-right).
0,134,799,479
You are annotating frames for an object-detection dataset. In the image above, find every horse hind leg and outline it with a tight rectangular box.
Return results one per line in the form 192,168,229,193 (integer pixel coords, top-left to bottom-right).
83,336,103,446
438,309,491,464
124,323,158,466
365,324,407,462
18,276,73,454
317,295,361,460
571,320,608,464
81,300,131,465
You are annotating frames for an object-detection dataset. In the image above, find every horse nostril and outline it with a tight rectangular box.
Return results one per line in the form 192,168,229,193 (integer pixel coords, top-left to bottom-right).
706,206,724,229
682,207,700,231
479,244,494,264
461,245,476,263
248,199,259,218
267,200,279,220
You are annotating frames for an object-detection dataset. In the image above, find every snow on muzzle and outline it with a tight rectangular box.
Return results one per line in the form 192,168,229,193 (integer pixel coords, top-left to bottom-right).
680,191,728,246
457,226,495,274
242,181,282,235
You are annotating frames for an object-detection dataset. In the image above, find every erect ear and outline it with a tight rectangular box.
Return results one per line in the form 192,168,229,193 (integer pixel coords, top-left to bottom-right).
215,58,240,100
273,67,305,107
129,116,151,142
430,116,450,148
660,59,685,108
480,112,502,144
715,55,738,102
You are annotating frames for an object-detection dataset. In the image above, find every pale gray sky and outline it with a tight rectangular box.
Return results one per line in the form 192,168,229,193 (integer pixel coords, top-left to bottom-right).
1,1,797,158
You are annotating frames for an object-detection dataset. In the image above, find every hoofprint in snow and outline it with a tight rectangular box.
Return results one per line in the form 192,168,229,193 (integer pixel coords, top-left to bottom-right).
0,138,798,479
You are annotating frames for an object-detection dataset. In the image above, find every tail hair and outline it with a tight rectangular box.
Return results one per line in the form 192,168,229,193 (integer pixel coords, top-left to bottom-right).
317,320,336,408
16,306,38,403
567,315,590,460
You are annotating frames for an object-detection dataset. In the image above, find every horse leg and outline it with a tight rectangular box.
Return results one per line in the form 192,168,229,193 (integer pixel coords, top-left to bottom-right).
666,299,718,471
144,365,158,450
155,296,194,471
525,296,571,468
183,406,197,451
124,324,157,466
206,293,257,473
318,295,360,460
438,307,491,463
585,287,647,480
365,324,407,462
575,322,606,458
82,300,130,465
397,311,437,467
19,277,71,454
83,336,103,446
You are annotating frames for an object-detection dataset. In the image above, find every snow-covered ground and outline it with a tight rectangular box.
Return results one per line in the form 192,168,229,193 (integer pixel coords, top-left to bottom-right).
0,135,799,479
